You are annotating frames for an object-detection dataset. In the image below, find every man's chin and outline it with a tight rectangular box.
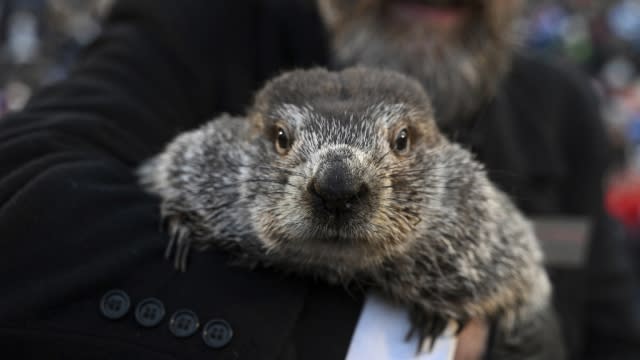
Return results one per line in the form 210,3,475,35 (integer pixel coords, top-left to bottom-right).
323,0,517,124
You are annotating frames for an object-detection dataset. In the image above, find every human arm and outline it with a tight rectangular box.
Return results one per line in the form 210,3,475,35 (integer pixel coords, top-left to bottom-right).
0,1,360,358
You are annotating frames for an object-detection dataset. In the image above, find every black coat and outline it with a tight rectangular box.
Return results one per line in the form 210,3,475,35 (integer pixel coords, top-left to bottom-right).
0,1,638,359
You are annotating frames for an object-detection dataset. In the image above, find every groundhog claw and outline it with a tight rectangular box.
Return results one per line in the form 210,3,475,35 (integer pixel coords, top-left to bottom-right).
406,306,452,354
162,214,192,272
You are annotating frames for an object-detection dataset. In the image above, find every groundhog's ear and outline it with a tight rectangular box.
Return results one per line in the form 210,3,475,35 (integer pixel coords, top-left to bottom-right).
247,113,265,141
411,112,442,148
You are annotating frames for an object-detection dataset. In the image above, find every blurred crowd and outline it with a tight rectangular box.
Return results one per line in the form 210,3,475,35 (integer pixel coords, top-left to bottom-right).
521,0,640,299
3,0,640,237
519,0,640,227
0,0,112,113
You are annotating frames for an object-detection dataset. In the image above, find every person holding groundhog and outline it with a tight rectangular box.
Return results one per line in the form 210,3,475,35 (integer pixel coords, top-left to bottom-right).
0,1,638,359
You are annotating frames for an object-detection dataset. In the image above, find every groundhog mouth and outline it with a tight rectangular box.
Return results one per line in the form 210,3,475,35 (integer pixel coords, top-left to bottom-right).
277,230,398,272
289,201,412,257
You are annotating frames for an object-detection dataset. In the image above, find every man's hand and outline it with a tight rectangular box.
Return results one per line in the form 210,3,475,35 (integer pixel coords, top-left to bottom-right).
454,319,489,360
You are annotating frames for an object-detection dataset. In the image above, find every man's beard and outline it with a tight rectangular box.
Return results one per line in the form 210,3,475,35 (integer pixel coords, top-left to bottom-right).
323,1,518,125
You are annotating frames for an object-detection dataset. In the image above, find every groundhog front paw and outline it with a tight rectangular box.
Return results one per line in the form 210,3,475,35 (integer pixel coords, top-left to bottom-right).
406,306,467,354
162,213,194,272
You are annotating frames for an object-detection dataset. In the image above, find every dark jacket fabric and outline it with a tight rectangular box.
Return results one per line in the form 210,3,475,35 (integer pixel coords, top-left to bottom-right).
0,1,638,359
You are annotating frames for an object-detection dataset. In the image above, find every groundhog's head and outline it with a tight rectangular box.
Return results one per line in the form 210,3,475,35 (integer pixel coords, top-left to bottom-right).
243,67,447,274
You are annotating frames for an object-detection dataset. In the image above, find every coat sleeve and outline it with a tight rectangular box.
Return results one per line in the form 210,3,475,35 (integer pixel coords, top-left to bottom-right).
0,0,253,320
0,2,363,358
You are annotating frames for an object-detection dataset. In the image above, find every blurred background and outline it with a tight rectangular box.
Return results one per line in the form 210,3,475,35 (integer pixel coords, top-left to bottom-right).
2,0,640,283
0,0,113,113
515,0,640,293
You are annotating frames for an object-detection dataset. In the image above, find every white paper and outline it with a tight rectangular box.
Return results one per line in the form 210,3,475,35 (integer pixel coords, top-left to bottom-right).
345,292,457,360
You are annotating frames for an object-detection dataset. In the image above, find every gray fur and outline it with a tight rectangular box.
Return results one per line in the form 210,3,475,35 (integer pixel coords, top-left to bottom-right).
139,67,552,356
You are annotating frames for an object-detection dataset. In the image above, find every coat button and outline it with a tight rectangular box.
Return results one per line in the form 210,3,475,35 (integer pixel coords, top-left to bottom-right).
100,289,130,320
134,298,166,328
169,309,200,338
202,319,233,349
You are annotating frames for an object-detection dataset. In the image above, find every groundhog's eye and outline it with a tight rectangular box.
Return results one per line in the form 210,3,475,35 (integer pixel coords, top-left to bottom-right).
275,127,291,155
394,128,410,154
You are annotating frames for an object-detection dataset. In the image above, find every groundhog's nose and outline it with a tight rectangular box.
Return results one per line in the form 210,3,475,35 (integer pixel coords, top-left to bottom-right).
308,161,369,215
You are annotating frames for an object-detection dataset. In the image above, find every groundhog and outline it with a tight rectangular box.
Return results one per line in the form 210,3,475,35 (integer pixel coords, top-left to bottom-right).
139,67,555,357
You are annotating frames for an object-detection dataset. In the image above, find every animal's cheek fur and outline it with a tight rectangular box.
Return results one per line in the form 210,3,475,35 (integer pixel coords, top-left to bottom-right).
249,178,310,250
